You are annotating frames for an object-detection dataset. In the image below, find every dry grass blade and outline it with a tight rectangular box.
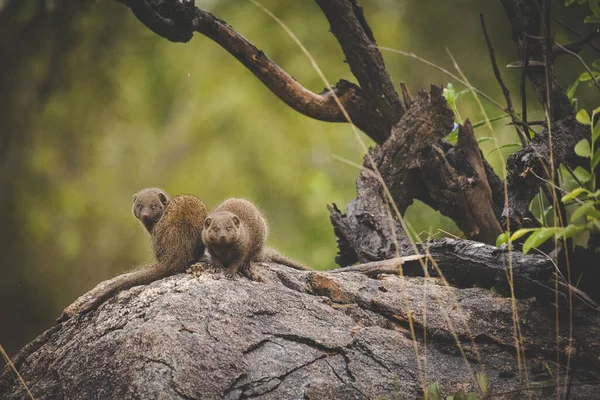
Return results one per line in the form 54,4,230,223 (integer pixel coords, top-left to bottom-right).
1,344,35,399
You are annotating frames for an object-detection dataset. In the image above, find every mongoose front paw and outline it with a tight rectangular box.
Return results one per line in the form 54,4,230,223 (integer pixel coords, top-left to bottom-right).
224,270,240,279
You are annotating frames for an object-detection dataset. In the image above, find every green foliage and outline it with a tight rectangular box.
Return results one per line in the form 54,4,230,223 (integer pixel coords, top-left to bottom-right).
497,107,600,253
565,0,600,23
417,373,487,399
566,63,600,109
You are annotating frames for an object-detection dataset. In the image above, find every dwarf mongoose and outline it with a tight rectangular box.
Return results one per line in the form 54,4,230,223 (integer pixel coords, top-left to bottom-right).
57,193,207,322
132,187,171,233
202,198,311,278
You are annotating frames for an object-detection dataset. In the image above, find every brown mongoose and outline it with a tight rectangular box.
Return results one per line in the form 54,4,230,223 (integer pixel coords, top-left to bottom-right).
57,194,207,322
202,198,311,278
132,187,171,233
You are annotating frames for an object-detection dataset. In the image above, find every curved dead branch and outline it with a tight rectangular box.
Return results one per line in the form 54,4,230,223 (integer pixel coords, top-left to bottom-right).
113,0,390,143
316,0,405,136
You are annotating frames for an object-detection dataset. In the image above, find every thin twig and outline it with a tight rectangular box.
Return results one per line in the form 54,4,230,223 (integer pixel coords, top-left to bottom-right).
523,120,547,127
554,28,600,55
555,42,600,92
543,1,554,123
553,16,600,55
529,169,583,204
521,35,529,132
377,46,506,111
480,14,529,147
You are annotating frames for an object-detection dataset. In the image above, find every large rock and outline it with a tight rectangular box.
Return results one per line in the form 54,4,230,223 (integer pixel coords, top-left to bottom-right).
1,263,599,399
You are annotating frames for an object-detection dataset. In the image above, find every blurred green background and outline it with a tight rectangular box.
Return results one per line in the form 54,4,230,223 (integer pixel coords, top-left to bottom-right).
0,0,595,356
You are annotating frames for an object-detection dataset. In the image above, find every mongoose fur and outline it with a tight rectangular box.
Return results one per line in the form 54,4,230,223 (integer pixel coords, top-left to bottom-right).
57,193,207,322
202,198,311,278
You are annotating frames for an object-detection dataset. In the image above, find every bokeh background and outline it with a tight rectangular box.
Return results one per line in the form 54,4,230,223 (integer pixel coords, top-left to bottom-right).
1,0,596,356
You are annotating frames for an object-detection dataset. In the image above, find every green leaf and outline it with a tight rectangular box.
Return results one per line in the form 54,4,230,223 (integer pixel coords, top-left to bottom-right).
593,118,600,142
477,136,495,144
589,209,600,219
576,109,591,125
446,127,459,143
575,139,591,157
593,219,600,232
578,71,600,81
466,393,478,400
472,115,510,129
496,232,509,247
443,83,456,103
509,228,537,242
590,0,600,17
573,166,591,183
567,79,579,102
592,148,600,169
427,382,442,400
584,14,600,23
451,391,466,400
593,59,600,70
522,228,556,254
562,224,586,239
590,189,600,198
565,0,577,6
488,143,522,157
477,372,489,394
562,187,589,202
571,200,596,223
573,228,591,249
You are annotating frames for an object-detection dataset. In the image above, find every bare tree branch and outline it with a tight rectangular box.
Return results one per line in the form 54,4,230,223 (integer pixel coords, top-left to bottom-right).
114,0,391,143
315,0,405,138
480,13,529,148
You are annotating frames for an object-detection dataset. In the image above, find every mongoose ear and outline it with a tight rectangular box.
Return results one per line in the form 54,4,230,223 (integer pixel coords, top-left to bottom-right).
158,192,168,205
204,217,212,229
132,194,138,204
232,215,241,227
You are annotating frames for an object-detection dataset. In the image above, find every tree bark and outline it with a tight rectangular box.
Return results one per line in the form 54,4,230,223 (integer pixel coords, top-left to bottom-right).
503,116,589,229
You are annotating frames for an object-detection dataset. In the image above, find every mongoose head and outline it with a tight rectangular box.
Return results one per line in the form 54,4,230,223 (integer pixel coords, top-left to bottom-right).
203,212,242,245
132,188,170,234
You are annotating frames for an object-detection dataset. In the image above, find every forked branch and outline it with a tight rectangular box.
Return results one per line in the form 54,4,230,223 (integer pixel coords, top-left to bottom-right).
113,0,392,143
